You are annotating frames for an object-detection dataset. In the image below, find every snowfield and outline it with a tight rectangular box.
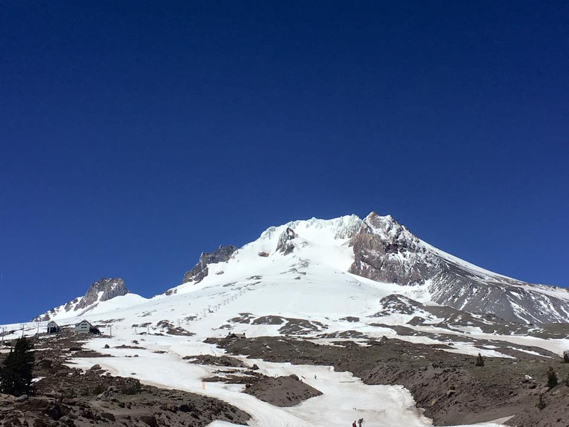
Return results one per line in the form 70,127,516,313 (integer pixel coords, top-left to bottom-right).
69,329,502,427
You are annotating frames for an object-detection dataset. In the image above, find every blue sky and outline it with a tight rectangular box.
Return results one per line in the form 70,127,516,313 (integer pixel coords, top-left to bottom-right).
1,1,568,323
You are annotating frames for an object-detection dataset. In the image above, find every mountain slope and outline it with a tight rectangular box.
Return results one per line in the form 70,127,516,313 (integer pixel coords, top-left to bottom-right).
350,212,569,324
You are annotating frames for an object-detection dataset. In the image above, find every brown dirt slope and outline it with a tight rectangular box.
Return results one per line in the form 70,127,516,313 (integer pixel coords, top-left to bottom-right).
244,374,322,407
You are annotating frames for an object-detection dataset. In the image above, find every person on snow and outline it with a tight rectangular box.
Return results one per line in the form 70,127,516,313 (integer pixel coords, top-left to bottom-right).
358,418,364,427
352,421,357,427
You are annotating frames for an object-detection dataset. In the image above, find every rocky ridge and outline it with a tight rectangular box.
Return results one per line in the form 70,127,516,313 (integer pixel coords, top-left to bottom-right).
182,245,238,284
349,212,569,324
33,278,128,322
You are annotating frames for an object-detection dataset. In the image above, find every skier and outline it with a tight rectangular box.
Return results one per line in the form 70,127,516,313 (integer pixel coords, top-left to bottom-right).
358,418,364,427
352,421,357,427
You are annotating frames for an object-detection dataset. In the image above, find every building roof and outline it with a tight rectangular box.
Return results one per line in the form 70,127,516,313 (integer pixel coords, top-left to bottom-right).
75,320,93,327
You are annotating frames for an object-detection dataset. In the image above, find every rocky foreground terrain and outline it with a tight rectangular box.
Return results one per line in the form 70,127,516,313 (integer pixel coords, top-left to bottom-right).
209,335,569,427
2,328,569,426
0,331,250,427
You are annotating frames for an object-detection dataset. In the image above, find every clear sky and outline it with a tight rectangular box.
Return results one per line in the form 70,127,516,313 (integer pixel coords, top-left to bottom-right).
1,1,568,323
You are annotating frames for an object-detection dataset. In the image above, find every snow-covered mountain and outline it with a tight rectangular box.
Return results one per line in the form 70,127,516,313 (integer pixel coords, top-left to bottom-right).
30,213,568,329
160,212,568,326
33,277,131,321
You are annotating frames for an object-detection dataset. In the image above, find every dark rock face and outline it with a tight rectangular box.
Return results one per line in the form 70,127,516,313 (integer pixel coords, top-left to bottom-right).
350,212,431,286
75,278,129,310
182,245,237,283
33,278,128,321
370,294,548,336
350,212,569,324
276,228,296,255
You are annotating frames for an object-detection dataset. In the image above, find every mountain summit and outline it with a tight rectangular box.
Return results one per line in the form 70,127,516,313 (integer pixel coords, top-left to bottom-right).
167,212,568,325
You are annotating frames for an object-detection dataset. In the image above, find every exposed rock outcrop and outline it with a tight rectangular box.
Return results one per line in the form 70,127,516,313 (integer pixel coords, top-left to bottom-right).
33,278,128,321
350,212,569,324
182,245,237,283
75,278,128,310
373,294,426,316
276,228,296,255
350,212,430,285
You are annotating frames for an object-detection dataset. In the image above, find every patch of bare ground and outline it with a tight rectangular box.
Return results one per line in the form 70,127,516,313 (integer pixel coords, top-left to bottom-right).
229,314,328,335
183,354,247,368
243,374,322,407
201,365,322,408
155,320,194,336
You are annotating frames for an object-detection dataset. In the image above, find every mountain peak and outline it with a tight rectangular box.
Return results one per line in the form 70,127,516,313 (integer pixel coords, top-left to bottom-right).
365,211,399,226
76,278,129,311
32,277,129,322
